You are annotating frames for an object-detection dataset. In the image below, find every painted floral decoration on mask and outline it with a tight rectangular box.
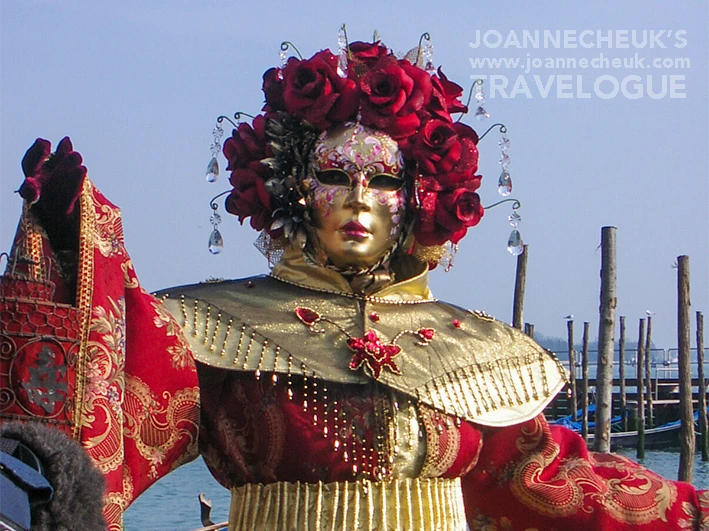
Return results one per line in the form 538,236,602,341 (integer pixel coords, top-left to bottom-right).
221,37,485,263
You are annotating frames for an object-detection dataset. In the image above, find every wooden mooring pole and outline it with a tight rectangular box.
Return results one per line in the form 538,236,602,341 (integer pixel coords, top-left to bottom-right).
524,323,535,339
636,318,646,459
512,244,528,330
581,322,590,442
594,226,616,453
644,314,654,428
677,255,694,482
697,311,708,462
567,320,577,421
619,316,628,431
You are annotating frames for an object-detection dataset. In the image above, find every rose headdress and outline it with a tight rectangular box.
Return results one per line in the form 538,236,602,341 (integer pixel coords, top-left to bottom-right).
210,33,495,267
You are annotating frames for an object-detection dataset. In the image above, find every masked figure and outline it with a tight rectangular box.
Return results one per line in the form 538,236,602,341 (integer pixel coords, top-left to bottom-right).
2,38,707,531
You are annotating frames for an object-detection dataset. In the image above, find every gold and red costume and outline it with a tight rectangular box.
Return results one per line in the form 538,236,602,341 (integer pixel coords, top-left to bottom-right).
2,167,708,529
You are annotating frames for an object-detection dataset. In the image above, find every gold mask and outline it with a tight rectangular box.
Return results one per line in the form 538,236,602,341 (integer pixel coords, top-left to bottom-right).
307,123,407,270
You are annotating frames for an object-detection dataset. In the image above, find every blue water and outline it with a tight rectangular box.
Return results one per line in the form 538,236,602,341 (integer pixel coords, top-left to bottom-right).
124,457,230,530
123,451,708,530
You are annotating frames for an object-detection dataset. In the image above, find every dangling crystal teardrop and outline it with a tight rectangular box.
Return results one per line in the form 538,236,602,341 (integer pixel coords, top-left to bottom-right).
498,171,512,196
208,229,224,254
474,106,490,121
507,230,524,256
205,157,219,183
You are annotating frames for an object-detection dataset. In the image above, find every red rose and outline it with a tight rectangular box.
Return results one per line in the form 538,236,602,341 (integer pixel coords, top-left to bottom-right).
262,67,286,113
223,115,271,171
281,51,359,129
428,68,468,121
414,178,483,246
434,123,480,188
225,169,273,231
348,41,389,69
411,119,462,174
359,59,432,139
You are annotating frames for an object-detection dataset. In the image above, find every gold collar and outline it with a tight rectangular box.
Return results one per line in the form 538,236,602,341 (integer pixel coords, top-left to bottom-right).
270,246,435,304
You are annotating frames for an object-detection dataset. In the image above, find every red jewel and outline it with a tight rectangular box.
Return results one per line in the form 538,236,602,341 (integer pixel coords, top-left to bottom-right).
368,311,380,322
417,328,435,341
295,306,321,326
453,319,461,328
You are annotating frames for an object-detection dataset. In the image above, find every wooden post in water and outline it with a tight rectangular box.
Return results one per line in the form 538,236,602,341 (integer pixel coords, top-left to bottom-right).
512,244,528,330
581,322,590,442
636,318,646,459
594,226,617,453
644,315,654,428
567,320,578,421
698,311,708,462
677,255,694,482
619,316,628,431
524,323,534,339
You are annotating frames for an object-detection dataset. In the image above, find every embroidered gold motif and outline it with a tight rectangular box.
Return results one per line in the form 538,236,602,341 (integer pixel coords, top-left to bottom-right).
102,468,134,531
419,405,461,478
82,296,126,473
92,196,125,258
123,376,199,479
121,261,139,289
151,298,192,370
509,416,679,524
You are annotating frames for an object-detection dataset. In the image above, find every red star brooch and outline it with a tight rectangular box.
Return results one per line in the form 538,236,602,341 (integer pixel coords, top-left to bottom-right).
347,330,402,379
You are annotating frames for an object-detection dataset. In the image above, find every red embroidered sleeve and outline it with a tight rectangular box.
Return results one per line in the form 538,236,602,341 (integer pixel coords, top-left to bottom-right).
462,414,708,530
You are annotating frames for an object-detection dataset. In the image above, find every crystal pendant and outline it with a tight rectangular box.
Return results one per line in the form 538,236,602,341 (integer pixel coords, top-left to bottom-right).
508,210,521,227
498,171,512,196
474,106,490,121
498,135,510,151
507,230,524,256
423,41,435,73
337,26,348,78
205,157,219,183
499,152,511,170
208,228,223,254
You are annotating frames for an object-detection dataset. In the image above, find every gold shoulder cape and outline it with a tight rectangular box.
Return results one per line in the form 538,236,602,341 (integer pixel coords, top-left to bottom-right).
159,249,567,427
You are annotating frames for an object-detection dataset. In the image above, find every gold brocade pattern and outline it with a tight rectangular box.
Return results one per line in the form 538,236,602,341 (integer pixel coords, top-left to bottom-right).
679,490,709,530
103,468,134,531
419,405,460,478
228,477,467,531
123,376,199,479
151,297,192,370
82,295,126,473
93,200,125,258
509,416,678,525
121,260,139,289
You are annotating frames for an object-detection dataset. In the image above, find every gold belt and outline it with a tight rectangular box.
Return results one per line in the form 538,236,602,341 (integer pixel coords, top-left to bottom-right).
228,477,467,531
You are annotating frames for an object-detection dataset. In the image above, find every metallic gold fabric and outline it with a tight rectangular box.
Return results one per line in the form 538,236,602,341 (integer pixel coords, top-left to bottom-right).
228,477,467,531
159,249,567,427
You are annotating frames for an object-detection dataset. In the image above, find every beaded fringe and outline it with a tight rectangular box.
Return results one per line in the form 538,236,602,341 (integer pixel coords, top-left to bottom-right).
165,295,566,425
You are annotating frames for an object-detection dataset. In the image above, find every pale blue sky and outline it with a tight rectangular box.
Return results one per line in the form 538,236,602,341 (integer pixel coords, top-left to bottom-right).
1,0,707,349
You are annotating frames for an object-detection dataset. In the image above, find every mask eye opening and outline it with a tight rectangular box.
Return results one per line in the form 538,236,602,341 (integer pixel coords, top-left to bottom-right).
367,173,405,192
315,169,351,187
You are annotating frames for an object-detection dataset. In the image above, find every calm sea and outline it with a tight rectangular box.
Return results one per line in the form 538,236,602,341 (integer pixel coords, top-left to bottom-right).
124,451,709,530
